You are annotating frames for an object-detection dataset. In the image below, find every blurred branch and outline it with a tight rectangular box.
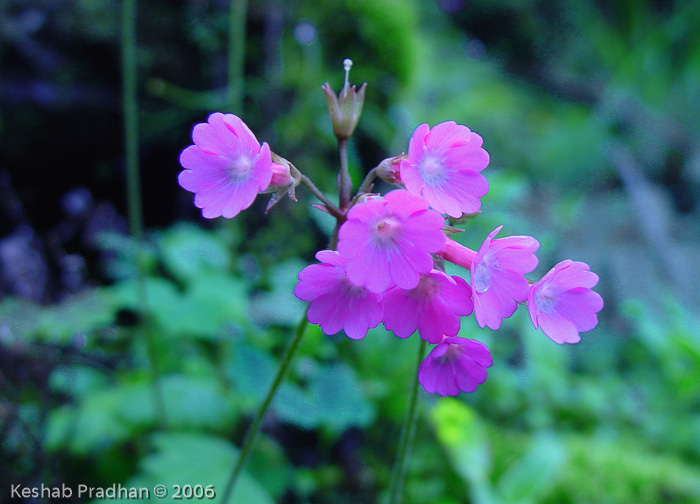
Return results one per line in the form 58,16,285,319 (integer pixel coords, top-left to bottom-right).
387,338,427,504
146,78,228,110
607,144,685,292
121,0,167,428
521,67,693,154
227,0,248,113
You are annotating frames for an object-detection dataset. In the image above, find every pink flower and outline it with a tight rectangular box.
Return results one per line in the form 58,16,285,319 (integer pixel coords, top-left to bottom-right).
471,226,539,330
178,113,273,219
294,250,383,339
400,121,489,218
382,270,473,343
528,260,604,344
418,337,492,396
337,190,446,293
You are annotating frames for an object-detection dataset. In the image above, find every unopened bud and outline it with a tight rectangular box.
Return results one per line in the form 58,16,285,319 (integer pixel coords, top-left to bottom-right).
375,155,405,186
271,162,293,187
322,59,366,139
355,192,383,204
447,210,482,225
263,153,301,212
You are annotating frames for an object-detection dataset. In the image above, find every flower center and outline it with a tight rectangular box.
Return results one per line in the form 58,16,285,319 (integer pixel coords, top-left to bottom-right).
473,262,491,293
420,156,444,181
409,274,439,300
535,286,557,313
373,215,401,243
443,342,464,362
341,277,369,299
226,156,253,181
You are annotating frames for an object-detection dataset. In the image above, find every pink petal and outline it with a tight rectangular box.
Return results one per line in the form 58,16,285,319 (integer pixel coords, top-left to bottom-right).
400,210,446,252
384,190,429,218
407,123,431,164
294,264,341,300
193,114,246,156
251,142,273,190
382,288,420,338
222,113,260,157
554,288,603,331
315,250,345,267
345,198,385,221
537,312,581,344
307,292,347,335
220,179,258,218
549,260,600,290
387,248,421,290
400,160,426,195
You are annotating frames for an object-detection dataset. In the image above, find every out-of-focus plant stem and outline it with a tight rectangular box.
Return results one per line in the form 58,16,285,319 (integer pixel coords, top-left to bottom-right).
121,0,166,428
228,0,248,113
222,310,309,503
387,338,427,504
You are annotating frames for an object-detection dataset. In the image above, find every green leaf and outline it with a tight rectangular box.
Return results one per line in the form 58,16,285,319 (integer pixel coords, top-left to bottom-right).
105,274,249,338
49,366,110,398
45,392,131,454
496,433,565,504
429,398,491,485
160,224,232,283
46,375,237,454
111,433,273,504
310,363,375,431
250,259,307,326
119,375,237,431
228,341,277,403
274,383,320,430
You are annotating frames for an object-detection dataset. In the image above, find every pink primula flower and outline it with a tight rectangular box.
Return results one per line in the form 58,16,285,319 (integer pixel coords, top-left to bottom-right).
294,250,383,339
337,190,446,293
471,226,539,330
400,121,489,218
528,260,604,344
418,337,492,396
382,270,473,344
178,112,273,219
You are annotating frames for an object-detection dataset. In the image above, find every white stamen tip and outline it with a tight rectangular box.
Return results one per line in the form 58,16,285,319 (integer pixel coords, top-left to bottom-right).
343,59,353,86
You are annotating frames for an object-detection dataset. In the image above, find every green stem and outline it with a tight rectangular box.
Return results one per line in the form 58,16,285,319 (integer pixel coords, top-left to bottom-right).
357,167,378,195
228,0,248,113
387,338,427,504
298,173,343,219
121,0,166,427
222,310,309,503
337,137,351,210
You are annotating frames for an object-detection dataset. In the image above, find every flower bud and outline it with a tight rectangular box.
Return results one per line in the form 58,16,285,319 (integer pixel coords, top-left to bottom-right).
263,153,302,212
322,59,366,139
271,162,293,187
355,192,383,204
375,155,405,186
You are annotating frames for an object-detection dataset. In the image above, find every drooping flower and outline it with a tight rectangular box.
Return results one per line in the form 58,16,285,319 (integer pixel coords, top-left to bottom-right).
178,112,273,219
382,270,473,343
337,190,446,293
471,226,539,330
528,260,604,344
400,121,489,218
418,337,492,396
294,250,383,339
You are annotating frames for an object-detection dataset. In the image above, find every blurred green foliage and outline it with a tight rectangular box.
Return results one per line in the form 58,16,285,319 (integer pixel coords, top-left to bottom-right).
2,0,700,503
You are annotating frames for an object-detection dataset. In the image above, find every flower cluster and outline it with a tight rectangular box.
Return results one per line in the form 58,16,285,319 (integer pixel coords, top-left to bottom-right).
179,112,603,397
